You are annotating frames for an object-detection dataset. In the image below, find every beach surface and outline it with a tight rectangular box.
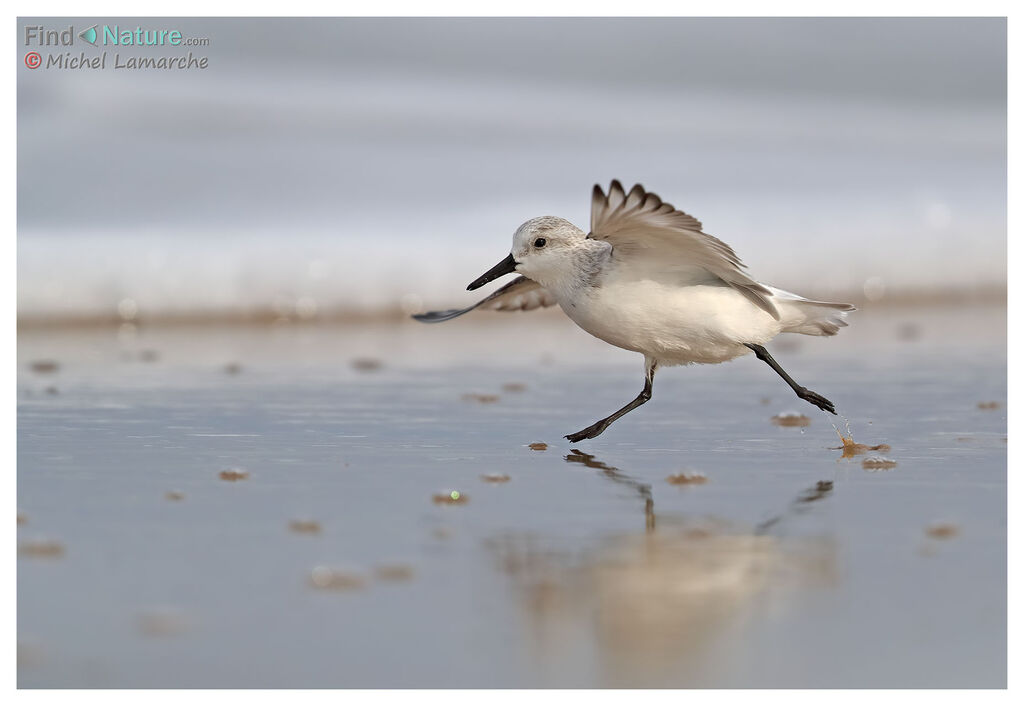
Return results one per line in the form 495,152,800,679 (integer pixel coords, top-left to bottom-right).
17,302,1006,687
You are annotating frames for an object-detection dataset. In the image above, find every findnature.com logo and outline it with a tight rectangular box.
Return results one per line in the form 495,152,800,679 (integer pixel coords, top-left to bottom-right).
23,23,211,70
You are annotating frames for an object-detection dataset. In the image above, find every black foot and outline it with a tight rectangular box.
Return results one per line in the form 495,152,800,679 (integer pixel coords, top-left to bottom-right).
798,387,836,414
565,421,609,443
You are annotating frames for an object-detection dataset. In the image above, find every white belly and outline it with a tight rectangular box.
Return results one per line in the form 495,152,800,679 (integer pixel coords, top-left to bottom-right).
561,280,785,366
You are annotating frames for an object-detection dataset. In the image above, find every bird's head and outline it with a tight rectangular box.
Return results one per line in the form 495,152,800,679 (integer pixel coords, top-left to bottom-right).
466,216,589,291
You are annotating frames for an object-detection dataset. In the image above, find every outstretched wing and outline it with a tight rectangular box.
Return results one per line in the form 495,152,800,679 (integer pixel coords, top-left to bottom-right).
589,180,779,319
412,276,557,323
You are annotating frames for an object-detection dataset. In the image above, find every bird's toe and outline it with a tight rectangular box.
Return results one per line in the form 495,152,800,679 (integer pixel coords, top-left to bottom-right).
565,424,605,442
800,388,837,415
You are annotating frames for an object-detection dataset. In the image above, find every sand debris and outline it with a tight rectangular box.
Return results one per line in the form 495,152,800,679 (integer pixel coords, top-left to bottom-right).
289,519,322,534
218,468,249,481
528,442,548,451
862,456,897,471
29,360,59,374
666,472,708,485
462,393,499,404
433,490,468,505
977,401,1000,410
925,523,960,539
164,491,185,501
374,564,415,582
223,363,243,375
309,566,366,591
832,435,891,458
481,473,511,483
772,412,811,427
502,382,527,393
351,357,383,372
17,511,27,526
138,608,190,637
18,539,65,558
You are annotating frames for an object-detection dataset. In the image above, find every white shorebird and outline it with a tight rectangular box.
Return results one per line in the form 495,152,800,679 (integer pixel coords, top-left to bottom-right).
415,181,854,442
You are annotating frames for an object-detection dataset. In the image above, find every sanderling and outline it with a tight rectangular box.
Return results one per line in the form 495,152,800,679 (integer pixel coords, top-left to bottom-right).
415,181,854,442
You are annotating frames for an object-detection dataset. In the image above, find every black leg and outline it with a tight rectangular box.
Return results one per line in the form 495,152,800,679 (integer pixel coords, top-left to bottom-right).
566,360,657,442
745,343,836,414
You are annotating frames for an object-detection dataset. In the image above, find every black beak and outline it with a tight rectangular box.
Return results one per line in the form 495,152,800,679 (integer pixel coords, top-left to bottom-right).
467,253,518,291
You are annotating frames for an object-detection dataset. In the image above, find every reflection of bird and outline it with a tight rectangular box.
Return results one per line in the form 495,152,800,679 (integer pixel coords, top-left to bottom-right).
416,181,854,442
565,449,655,532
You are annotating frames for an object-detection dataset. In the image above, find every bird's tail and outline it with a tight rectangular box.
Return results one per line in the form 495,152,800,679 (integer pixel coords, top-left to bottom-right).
769,287,856,337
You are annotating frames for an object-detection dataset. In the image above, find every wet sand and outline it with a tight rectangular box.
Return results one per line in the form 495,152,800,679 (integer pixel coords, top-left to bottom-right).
17,303,1006,687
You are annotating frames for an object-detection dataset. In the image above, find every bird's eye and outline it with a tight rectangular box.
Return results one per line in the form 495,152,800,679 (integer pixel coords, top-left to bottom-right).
534,238,547,248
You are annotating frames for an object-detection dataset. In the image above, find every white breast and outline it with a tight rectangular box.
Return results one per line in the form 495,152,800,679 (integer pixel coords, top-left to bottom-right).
561,278,785,366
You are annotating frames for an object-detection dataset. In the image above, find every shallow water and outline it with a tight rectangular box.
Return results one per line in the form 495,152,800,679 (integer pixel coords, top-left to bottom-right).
17,304,1006,687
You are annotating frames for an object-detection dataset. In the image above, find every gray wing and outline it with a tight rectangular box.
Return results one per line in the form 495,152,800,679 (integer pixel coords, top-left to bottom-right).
589,180,779,319
412,276,557,323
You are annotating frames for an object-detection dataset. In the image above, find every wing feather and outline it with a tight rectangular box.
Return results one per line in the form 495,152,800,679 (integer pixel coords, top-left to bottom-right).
412,276,556,323
589,180,779,319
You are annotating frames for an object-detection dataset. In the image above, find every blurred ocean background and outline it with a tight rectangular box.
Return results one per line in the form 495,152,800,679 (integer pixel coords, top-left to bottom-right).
17,17,1006,324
